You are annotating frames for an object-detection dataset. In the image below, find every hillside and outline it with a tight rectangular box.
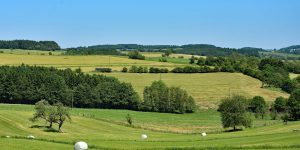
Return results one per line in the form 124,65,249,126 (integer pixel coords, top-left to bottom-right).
97,73,289,108
1,104,300,150
278,45,300,54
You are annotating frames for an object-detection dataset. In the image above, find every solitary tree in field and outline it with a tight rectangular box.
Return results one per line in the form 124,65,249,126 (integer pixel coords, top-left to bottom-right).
31,100,71,132
218,95,252,131
31,100,57,128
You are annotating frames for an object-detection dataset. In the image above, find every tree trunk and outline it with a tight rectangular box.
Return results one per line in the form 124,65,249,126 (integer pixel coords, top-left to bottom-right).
58,121,63,132
49,121,52,128
233,125,236,131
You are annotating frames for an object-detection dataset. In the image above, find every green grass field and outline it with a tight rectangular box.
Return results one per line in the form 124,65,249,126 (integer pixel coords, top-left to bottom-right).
96,73,288,108
1,104,300,150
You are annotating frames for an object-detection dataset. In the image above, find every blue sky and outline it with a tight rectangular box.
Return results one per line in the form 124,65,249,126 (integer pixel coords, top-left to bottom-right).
0,0,299,49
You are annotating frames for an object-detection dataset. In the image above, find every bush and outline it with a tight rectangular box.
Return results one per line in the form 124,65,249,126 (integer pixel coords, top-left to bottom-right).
149,67,168,73
121,67,128,73
159,57,168,62
129,66,148,73
128,50,145,60
95,68,112,73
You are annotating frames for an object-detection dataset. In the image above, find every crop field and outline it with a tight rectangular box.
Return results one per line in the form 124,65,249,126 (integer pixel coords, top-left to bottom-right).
0,51,184,72
97,73,289,108
1,104,300,150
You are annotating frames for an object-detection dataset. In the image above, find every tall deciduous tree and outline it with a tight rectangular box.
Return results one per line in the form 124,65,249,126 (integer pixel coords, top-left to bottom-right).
218,95,252,131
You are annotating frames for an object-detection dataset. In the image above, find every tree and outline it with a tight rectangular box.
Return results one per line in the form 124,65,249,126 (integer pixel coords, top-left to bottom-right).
164,49,172,57
287,89,300,120
197,57,206,66
189,56,195,64
55,102,71,132
274,97,287,113
249,96,268,119
218,95,252,131
31,100,57,128
31,100,71,132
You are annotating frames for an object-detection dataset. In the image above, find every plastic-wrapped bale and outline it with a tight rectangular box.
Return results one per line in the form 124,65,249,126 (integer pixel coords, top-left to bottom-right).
27,135,35,139
141,134,148,140
74,141,88,150
201,132,207,137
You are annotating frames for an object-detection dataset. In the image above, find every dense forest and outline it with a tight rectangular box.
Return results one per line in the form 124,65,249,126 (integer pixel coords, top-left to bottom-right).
0,40,60,50
0,65,140,110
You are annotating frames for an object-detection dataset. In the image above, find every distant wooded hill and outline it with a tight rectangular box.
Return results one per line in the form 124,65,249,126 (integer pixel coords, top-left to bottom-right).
1,39,299,57
0,40,60,51
65,44,265,57
277,45,300,54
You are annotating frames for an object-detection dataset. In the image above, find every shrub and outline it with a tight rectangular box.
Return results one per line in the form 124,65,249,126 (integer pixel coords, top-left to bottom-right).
121,67,128,73
95,68,112,73
128,50,145,60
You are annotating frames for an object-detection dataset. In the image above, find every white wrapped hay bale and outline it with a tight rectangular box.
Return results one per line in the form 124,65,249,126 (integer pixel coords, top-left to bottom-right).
74,141,88,150
201,132,207,137
27,135,35,139
141,134,148,140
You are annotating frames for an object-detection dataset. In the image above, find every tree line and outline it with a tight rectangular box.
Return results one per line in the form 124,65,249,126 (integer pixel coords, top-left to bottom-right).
0,40,60,50
0,65,140,110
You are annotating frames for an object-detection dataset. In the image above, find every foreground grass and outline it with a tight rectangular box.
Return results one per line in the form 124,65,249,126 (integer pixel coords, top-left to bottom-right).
96,73,288,108
1,104,300,150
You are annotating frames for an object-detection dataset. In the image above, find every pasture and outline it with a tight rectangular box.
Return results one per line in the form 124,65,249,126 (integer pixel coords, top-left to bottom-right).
1,104,300,150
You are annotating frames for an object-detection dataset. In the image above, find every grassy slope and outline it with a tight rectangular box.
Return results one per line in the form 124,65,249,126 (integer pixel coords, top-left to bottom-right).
97,73,288,108
1,104,300,150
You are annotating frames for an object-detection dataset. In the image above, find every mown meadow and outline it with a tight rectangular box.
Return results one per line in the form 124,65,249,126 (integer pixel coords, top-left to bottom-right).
1,104,300,150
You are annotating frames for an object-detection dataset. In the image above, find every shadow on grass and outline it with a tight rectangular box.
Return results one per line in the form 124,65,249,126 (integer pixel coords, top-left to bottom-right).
43,127,59,133
224,129,243,132
30,125,60,133
30,125,48,128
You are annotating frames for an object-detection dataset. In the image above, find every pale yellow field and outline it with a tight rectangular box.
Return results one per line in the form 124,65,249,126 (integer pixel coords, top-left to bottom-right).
96,72,289,108
141,52,205,59
289,73,300,79
0,53,183,72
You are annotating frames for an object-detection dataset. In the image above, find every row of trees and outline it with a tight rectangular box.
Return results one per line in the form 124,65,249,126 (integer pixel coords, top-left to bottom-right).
0,40,60,50
219,91,300,130
65,47,122,55
122,66,168,73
